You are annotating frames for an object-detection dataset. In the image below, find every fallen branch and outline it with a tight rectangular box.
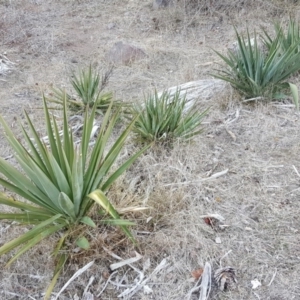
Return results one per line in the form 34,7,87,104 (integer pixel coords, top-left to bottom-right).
186,262,212,300
110,252,143,271
199,262,212,300
267,268,277,287
118,257,169,298
0,53,15,76
97,271,117,297
164,169,229,186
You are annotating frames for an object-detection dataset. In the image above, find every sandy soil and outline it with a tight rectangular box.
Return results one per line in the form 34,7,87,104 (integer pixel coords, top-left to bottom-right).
0,1,300,299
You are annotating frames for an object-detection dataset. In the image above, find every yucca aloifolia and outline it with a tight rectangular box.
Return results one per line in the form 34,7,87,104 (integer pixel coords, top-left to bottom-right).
213,27,300,109
0,95,149,299
131,90,209,145
48,65,126,114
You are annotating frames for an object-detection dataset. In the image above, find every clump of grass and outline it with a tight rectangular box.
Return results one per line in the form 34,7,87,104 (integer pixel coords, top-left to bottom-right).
48,65,125,113
0,96,149,298
212,25,300,108
130,90,208,145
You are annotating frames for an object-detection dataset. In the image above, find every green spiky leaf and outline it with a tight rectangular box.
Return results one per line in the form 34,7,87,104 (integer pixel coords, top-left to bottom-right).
212,24,300,106
76,236,90,250
130,90,208,145
80,216,96,228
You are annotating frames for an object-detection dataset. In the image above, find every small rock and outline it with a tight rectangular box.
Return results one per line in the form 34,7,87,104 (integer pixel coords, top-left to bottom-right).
251,278,261,289
71,58,78,63
26,74,35,85
107,23,116,30
228,37,265,54
153,0,173,9
143,285,153,295
215,236,222,244
82,292,94,300
106,41,146,66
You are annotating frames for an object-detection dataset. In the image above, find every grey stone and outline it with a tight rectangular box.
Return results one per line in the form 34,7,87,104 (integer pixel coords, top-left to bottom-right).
107,23,116,30
153,0,173,9
106,41,146,66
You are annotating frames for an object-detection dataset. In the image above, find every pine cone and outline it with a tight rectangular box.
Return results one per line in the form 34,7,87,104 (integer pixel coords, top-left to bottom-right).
214,267,237,291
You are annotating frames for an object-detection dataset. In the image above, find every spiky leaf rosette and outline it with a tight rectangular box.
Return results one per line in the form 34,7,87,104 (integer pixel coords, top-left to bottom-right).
213,27,300,109
0,95,149,298
131,90,209,145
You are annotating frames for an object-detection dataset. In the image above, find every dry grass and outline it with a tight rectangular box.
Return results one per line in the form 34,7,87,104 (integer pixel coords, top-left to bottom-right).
0,0,300,299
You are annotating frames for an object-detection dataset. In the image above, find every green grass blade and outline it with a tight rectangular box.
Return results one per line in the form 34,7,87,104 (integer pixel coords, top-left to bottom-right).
0,213,53,223
44,253,68,300
80,216,96,228
72,150,84,215
17,158,62,211
289,82,299,110
90,126,133,191
62,93,74,167
0,115,34,164
101,143,150,192
0,158,60,212
20,124,49,175
0,214,64,255
80,102,97,168
88,190,135,243
47,151,71,196
5,224,64,267
42,96,60,162
23,110,55,177
0,157,40,194
58,192,76,220
76,236,90,249
83,106,118,194
0,193,49,213
51,116,68,176
0,177,56,213
101,219,136,226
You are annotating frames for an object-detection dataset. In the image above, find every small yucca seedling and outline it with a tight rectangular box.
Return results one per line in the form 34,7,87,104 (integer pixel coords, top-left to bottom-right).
212,27,300,109
48,65,125,113
131,90,208,145
0,96,149,299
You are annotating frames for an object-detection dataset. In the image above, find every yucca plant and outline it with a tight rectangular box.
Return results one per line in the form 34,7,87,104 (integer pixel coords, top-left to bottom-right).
213,28,300,109
0,96,149,299
48,65,125,113
131,90,208,144
262,18,300,54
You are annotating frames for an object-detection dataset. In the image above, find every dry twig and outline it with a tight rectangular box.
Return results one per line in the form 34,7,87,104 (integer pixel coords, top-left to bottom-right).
199,262,212,300
186,262,211,300
54,261,94,300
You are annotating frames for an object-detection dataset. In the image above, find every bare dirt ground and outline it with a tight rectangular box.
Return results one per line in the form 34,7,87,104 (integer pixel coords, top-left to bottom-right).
0,1,300,299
